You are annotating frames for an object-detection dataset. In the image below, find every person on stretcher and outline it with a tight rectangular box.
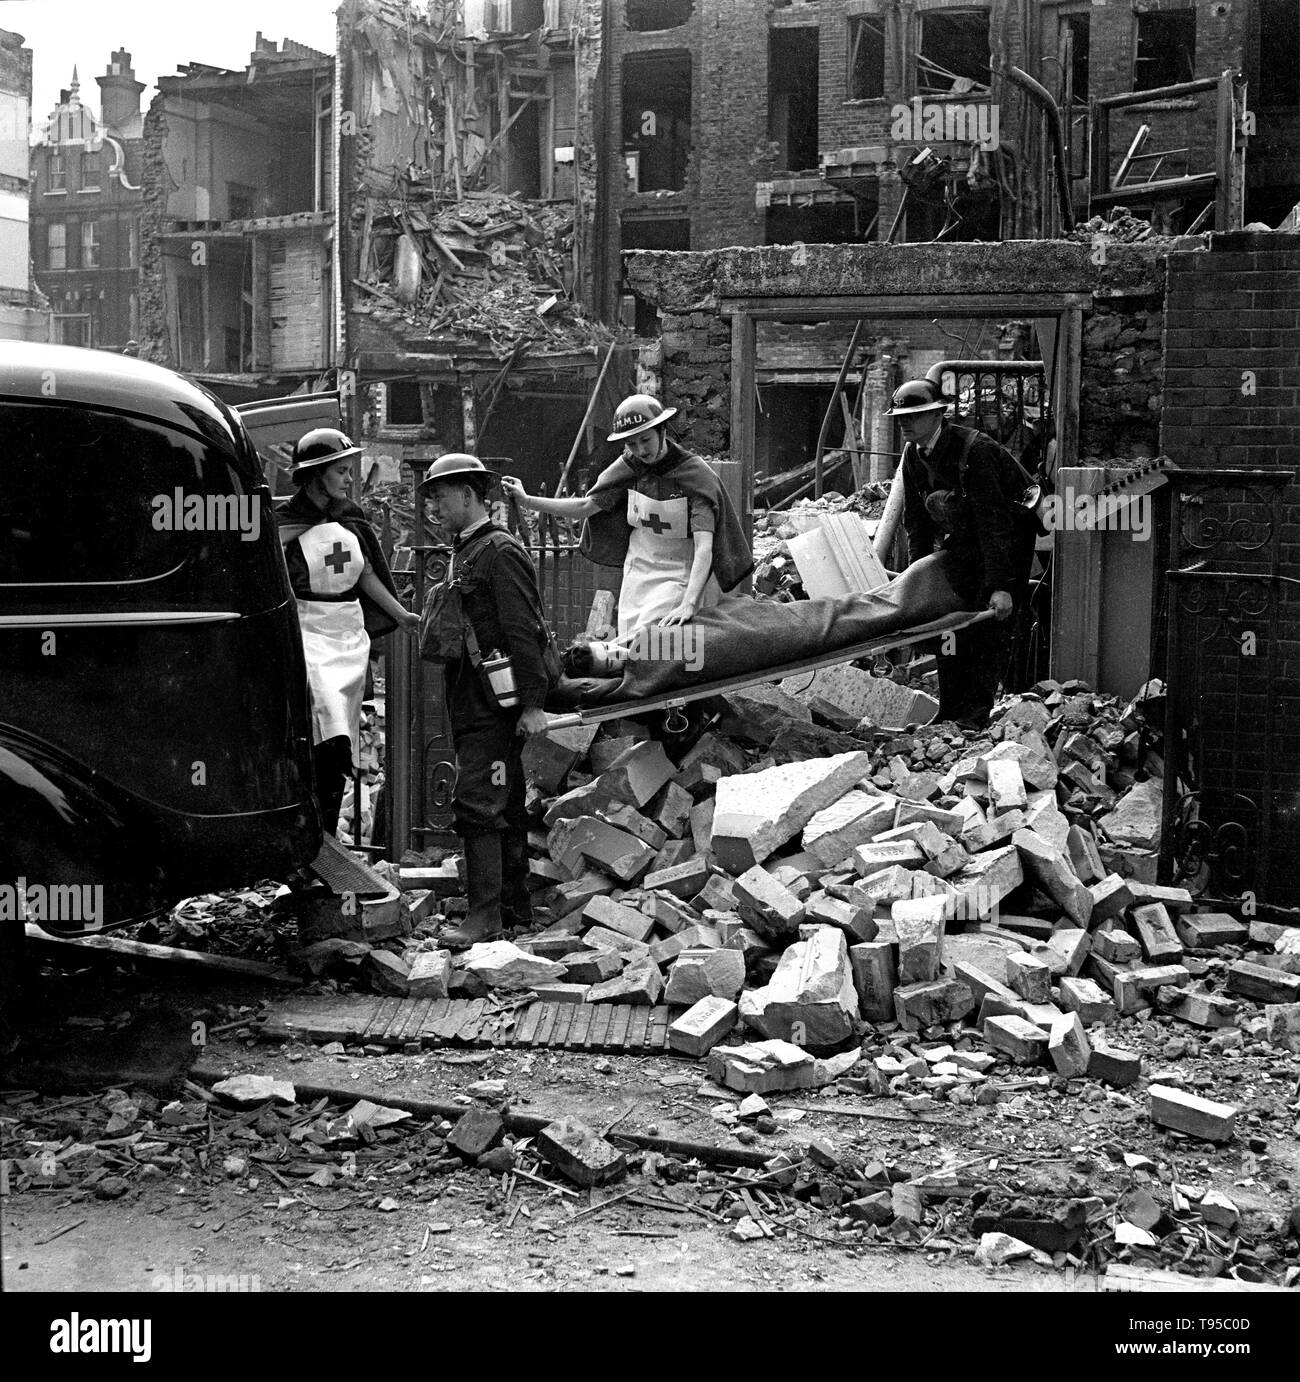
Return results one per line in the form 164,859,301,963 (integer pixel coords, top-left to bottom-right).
501,393,753,672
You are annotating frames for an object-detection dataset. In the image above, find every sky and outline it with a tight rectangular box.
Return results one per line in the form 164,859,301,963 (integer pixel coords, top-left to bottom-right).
3,0,340,131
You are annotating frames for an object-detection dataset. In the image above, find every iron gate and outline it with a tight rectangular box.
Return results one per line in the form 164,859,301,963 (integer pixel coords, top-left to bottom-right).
1160,469,1300,914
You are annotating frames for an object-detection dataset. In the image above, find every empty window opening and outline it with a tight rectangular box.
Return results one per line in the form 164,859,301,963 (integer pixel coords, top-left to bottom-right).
625,0,692,30
917,8,991,94
1061,12,1090,102
1258,0,1300,108
848,15,886,100
622,218,689,334
512,0,545,27
1134,9,1196,91
622,53,691,193
766,198,870,246
386,380,424,427
769,29,820,171
905,176,999,243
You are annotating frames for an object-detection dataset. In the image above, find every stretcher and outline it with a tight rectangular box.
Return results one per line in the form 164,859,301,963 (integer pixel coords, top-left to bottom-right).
543,607,994,730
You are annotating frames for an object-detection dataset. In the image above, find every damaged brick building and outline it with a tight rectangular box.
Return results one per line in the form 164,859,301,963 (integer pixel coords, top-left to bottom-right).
137,34,336,395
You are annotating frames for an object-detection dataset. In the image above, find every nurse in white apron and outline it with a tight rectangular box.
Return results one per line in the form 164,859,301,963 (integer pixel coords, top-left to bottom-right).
278,429,418,836
502,394,735,651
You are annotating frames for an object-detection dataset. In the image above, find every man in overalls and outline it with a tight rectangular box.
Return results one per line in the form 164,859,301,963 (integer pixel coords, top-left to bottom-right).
422,454,552,947
889,378,1037,729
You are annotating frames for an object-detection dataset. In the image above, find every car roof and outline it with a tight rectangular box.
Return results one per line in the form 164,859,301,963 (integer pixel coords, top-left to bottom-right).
0,342,244,452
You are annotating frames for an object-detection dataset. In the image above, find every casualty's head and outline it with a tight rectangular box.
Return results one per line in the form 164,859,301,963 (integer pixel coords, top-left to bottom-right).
608,393,677,465
290,428,363,505
884,378,949,448
422,452,498,532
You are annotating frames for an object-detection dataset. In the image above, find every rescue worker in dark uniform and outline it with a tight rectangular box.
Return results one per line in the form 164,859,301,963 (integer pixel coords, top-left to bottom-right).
889,378,1037,730
421,454,552,947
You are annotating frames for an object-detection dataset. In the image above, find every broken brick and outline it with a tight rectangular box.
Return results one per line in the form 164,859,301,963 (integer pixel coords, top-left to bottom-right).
1006,952,1053,1004
893,979,974,1031
1172,912,1248,949
1057,975,1116,1025
1149,1085,1237,1144
892,894,948,984
1088,1039,1142,1088
849,940,897,1022
707,1039,817,1094
668,995,738,1056
581,895,655,943
447,1108,505,1161
984,1014,1048,1065
587,957,663,1006
1130,903,1183,964
535,1118,627,1186
664,947,746,1005
1047,1012,1091,1077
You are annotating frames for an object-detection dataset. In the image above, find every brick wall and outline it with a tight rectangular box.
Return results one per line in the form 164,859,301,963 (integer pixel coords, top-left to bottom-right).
1078,297,1163,460
1159,232,1300,908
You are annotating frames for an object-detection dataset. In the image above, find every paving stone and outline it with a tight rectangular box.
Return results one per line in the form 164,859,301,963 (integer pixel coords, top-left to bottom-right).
1148,1085,1237,1143
691,875,737,914
580,926,652,961
522,722,598,794
690,799,715,853
667,996,738,1057
711,751,875,872
947,844,1024,921
895,800,967,834
1022,791,1071,854
1114,964,1191,1014
951,959,1020,1008
1042,927,1090,977
857,864,921,906
552,873,617,918
535,1117,627,1186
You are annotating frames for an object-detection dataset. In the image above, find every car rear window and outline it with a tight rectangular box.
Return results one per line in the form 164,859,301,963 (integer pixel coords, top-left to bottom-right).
0,403,257,587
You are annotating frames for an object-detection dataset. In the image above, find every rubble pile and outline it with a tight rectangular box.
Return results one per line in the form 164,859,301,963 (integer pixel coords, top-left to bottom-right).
1066,207,1160,245
753,484,892,599
354,190,615,357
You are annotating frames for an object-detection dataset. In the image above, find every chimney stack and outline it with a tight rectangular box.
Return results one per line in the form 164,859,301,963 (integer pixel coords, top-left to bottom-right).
96,48,144,133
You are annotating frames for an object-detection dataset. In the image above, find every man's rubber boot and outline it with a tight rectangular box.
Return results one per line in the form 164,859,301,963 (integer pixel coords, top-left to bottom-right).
500,829,534,930
442,830,505,948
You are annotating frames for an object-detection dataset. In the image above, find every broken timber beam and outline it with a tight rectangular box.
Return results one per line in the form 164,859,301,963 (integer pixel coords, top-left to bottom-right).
24,923,300,985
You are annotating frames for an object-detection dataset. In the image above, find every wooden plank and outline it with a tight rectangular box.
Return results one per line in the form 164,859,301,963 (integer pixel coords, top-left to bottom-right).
24,924,299,984
609,1004,632,1050
432,998,469,1041
364,997,404,1043
589,1003,615,1051
537,1003,563,1048
391,998,432,1046
1102,1263,1284,1294
628,1006,650,1050
550,1001,578,1050
529,1000,555,1048
515,1002,543,1045
457,998,490,1042
648,1006,670,1050
567,1005,593,1050
419,999,454,1045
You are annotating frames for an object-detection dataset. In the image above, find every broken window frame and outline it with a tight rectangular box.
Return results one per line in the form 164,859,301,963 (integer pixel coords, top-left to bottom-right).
914,5,993,97
1132,7,1197,93
624,0,693,32
846,13,887,102
621,51,692,195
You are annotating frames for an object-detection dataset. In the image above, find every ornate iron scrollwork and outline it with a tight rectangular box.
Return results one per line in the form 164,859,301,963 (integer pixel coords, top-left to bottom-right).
1178,489,1275,554
1170,790,1257,896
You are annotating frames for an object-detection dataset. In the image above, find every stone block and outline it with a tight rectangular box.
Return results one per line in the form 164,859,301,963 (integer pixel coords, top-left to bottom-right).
643,857,713,900
1097,779,1163,850
1006,952,1053,1003
1227,960,1300,1004
801,791,897,867
589,729,648,775
535,1117,627,1186
854,839,926,877
1156,986,1239,1028
690,799,715,854
1011,829,1092,928
651,838,694,873
1131,903,1183,964
849,940,897,1022
1126,881,1195,913
1148,1085,1236,1144
582,926,652,960
952,960,1020,1009
1173,912,1248,949
711,751,875,872
462,941,566,992
553,873,616,917
567,818,658,883
1263,1002,1300,1054
1087,874,1135,925
984,1014,1048,1065
707,1039,817,1094
365,951,411,996
979,735,1058,792
664,947,746,1005
1114,964,1191,1014
560,950,624,984
406,950,451,999
643,892,701,933
1092,928,1142,963
857,864,920,906
733,865,806,939
1057,975,1116,1025
896,800,967,834
447,1107,505,1161
1088,1039,1141,1088
668,996,738,1057
739,926,859,1048
522,723,596,794
892,894,948,984
1066,824,1106,885
1022,792,1071,854
1043,927,1091,977
587,957,663,1006
894,979,975,1031
986,759,1028,813
652,781,694,839
962,809,1025,854
691,874,737,915
948,845,1024,921
599,804,668,851
805,893,877,942
543,740,675,826
1047,1012,1091,1077
581,894,655,942
531,983,592,1004
648,923,722,968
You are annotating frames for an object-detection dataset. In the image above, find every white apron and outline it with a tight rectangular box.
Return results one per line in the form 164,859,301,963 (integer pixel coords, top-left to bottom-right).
617,489,720,637
294,523,370,757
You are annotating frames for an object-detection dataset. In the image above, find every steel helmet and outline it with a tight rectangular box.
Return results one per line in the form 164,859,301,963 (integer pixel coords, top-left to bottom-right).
607,393,678,442
290,427,364,482
883,379,949,416
420,452,499,488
